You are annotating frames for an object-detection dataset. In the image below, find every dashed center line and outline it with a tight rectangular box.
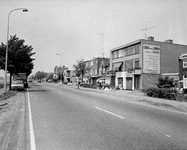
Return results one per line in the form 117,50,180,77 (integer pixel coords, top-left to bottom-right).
58,92,63,95
95,106,124,119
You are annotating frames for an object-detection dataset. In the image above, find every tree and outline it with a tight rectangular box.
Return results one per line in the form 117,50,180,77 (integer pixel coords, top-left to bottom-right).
156,76,175,88
35,71,47,80
73,58,90,89
0,35,35,89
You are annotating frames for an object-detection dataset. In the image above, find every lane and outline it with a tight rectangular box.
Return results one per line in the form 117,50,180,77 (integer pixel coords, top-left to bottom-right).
27,82,187,150
45,83,187,148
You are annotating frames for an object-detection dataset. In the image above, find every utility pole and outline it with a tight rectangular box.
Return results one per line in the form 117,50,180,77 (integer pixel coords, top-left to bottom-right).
100,32,106,58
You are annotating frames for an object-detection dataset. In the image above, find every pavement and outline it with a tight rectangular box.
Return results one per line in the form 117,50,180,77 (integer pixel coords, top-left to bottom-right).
106,89,187,113
74,85,187,113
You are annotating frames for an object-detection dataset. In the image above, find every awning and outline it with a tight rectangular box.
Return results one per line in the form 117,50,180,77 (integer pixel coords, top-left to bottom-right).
113,62,122,71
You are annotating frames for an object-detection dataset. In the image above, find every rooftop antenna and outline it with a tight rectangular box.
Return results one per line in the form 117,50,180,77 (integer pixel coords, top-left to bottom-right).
141,23,156,39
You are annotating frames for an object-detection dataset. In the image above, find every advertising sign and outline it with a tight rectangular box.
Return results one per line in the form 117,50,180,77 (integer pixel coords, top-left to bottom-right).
143,44,160,74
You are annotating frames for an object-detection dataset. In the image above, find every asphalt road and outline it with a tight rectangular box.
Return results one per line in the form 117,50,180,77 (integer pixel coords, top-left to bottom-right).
26,82,187,150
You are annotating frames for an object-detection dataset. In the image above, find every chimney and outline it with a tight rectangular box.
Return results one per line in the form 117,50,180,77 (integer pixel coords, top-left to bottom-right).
165,39,173,44
148,36,154,41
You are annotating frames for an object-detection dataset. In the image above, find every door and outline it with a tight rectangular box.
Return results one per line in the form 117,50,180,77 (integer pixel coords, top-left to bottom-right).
118,77,123,89
134,75,140,90
126,77,132,90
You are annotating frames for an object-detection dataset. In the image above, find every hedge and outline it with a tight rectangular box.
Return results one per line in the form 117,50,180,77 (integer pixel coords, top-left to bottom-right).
145,87,177,100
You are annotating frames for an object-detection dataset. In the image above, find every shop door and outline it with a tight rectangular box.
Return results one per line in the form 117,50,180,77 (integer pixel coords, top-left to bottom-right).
118,77,123,88
126,77,132,90
134,75,140,90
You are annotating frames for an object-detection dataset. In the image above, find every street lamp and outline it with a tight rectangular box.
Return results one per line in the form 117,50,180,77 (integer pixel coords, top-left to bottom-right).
56,53,63,84
4,8,28,93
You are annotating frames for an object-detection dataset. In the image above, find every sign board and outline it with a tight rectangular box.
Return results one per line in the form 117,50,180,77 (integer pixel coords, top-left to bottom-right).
143,44,160,74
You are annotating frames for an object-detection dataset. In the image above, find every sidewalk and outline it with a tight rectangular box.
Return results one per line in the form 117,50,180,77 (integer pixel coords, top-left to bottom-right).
107,89,187,113
78,86,187,113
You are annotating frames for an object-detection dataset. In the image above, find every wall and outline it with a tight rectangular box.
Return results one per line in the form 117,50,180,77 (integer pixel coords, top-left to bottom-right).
141,40,187,74
141,73,160,90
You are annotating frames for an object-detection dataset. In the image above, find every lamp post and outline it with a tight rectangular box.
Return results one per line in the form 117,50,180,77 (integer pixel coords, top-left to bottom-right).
56,53,63,84
4,8,28,94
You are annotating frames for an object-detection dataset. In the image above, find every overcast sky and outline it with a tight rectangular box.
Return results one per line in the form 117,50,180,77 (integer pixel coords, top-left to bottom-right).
0,0,187,76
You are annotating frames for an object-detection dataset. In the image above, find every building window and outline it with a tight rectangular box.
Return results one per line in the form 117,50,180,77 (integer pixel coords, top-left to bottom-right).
112,51,118,59
95,69,97,75
125,60,133,71
90,69,93,75
134,60,140,69
183,59,187,68
125,44,140,56
118,49,123,57
112,49,124,59
183,75,187,79
90,61,93,66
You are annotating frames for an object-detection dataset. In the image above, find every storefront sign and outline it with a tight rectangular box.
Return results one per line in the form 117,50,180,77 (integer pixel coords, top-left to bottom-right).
143,44,160,74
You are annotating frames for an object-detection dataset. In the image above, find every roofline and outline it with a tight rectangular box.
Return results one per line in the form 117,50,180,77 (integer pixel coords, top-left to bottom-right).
111,38,187,52
111,39,141,52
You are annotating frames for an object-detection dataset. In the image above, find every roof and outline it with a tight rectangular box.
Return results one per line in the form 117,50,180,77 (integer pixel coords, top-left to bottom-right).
111,38,187,52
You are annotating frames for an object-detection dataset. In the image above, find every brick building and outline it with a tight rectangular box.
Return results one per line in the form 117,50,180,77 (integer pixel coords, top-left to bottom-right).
84,57,110,85
110,37,187,90
179,53,187,90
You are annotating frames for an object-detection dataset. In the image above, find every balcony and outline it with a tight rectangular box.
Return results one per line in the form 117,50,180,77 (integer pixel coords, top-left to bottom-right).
127,67,141,74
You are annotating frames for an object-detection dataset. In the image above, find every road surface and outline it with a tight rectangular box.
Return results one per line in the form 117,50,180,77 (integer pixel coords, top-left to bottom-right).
25,82,187,150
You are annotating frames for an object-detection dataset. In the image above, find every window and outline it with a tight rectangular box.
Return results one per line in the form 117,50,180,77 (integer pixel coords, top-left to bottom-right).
95,69,97,75
112,49,123,59
183,59,187,68
112,51,118,59
125,44,140,56
134,60,140,69
90,61,93,66
125,60,133,71
118,49,123,57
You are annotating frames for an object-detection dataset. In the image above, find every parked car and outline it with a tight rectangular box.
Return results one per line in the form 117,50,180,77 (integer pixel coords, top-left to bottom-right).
38,79,41,83
47,79,52,83
28,79,32,82
11,80,24,90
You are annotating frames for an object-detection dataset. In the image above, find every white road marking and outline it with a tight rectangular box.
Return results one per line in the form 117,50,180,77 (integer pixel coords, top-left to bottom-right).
58,91,63,95
166,135,171,137
27,89,36,150
95,106,124,119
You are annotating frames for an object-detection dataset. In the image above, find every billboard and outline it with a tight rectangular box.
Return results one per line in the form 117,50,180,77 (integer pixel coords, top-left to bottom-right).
143,44,160,74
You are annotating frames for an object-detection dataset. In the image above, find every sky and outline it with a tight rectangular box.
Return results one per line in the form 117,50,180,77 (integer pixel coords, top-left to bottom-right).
0,0,187,77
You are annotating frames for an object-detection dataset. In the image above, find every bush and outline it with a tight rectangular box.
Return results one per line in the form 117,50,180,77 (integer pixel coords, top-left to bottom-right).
82,83,97,89
145,87,176,100
175,93,187,102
